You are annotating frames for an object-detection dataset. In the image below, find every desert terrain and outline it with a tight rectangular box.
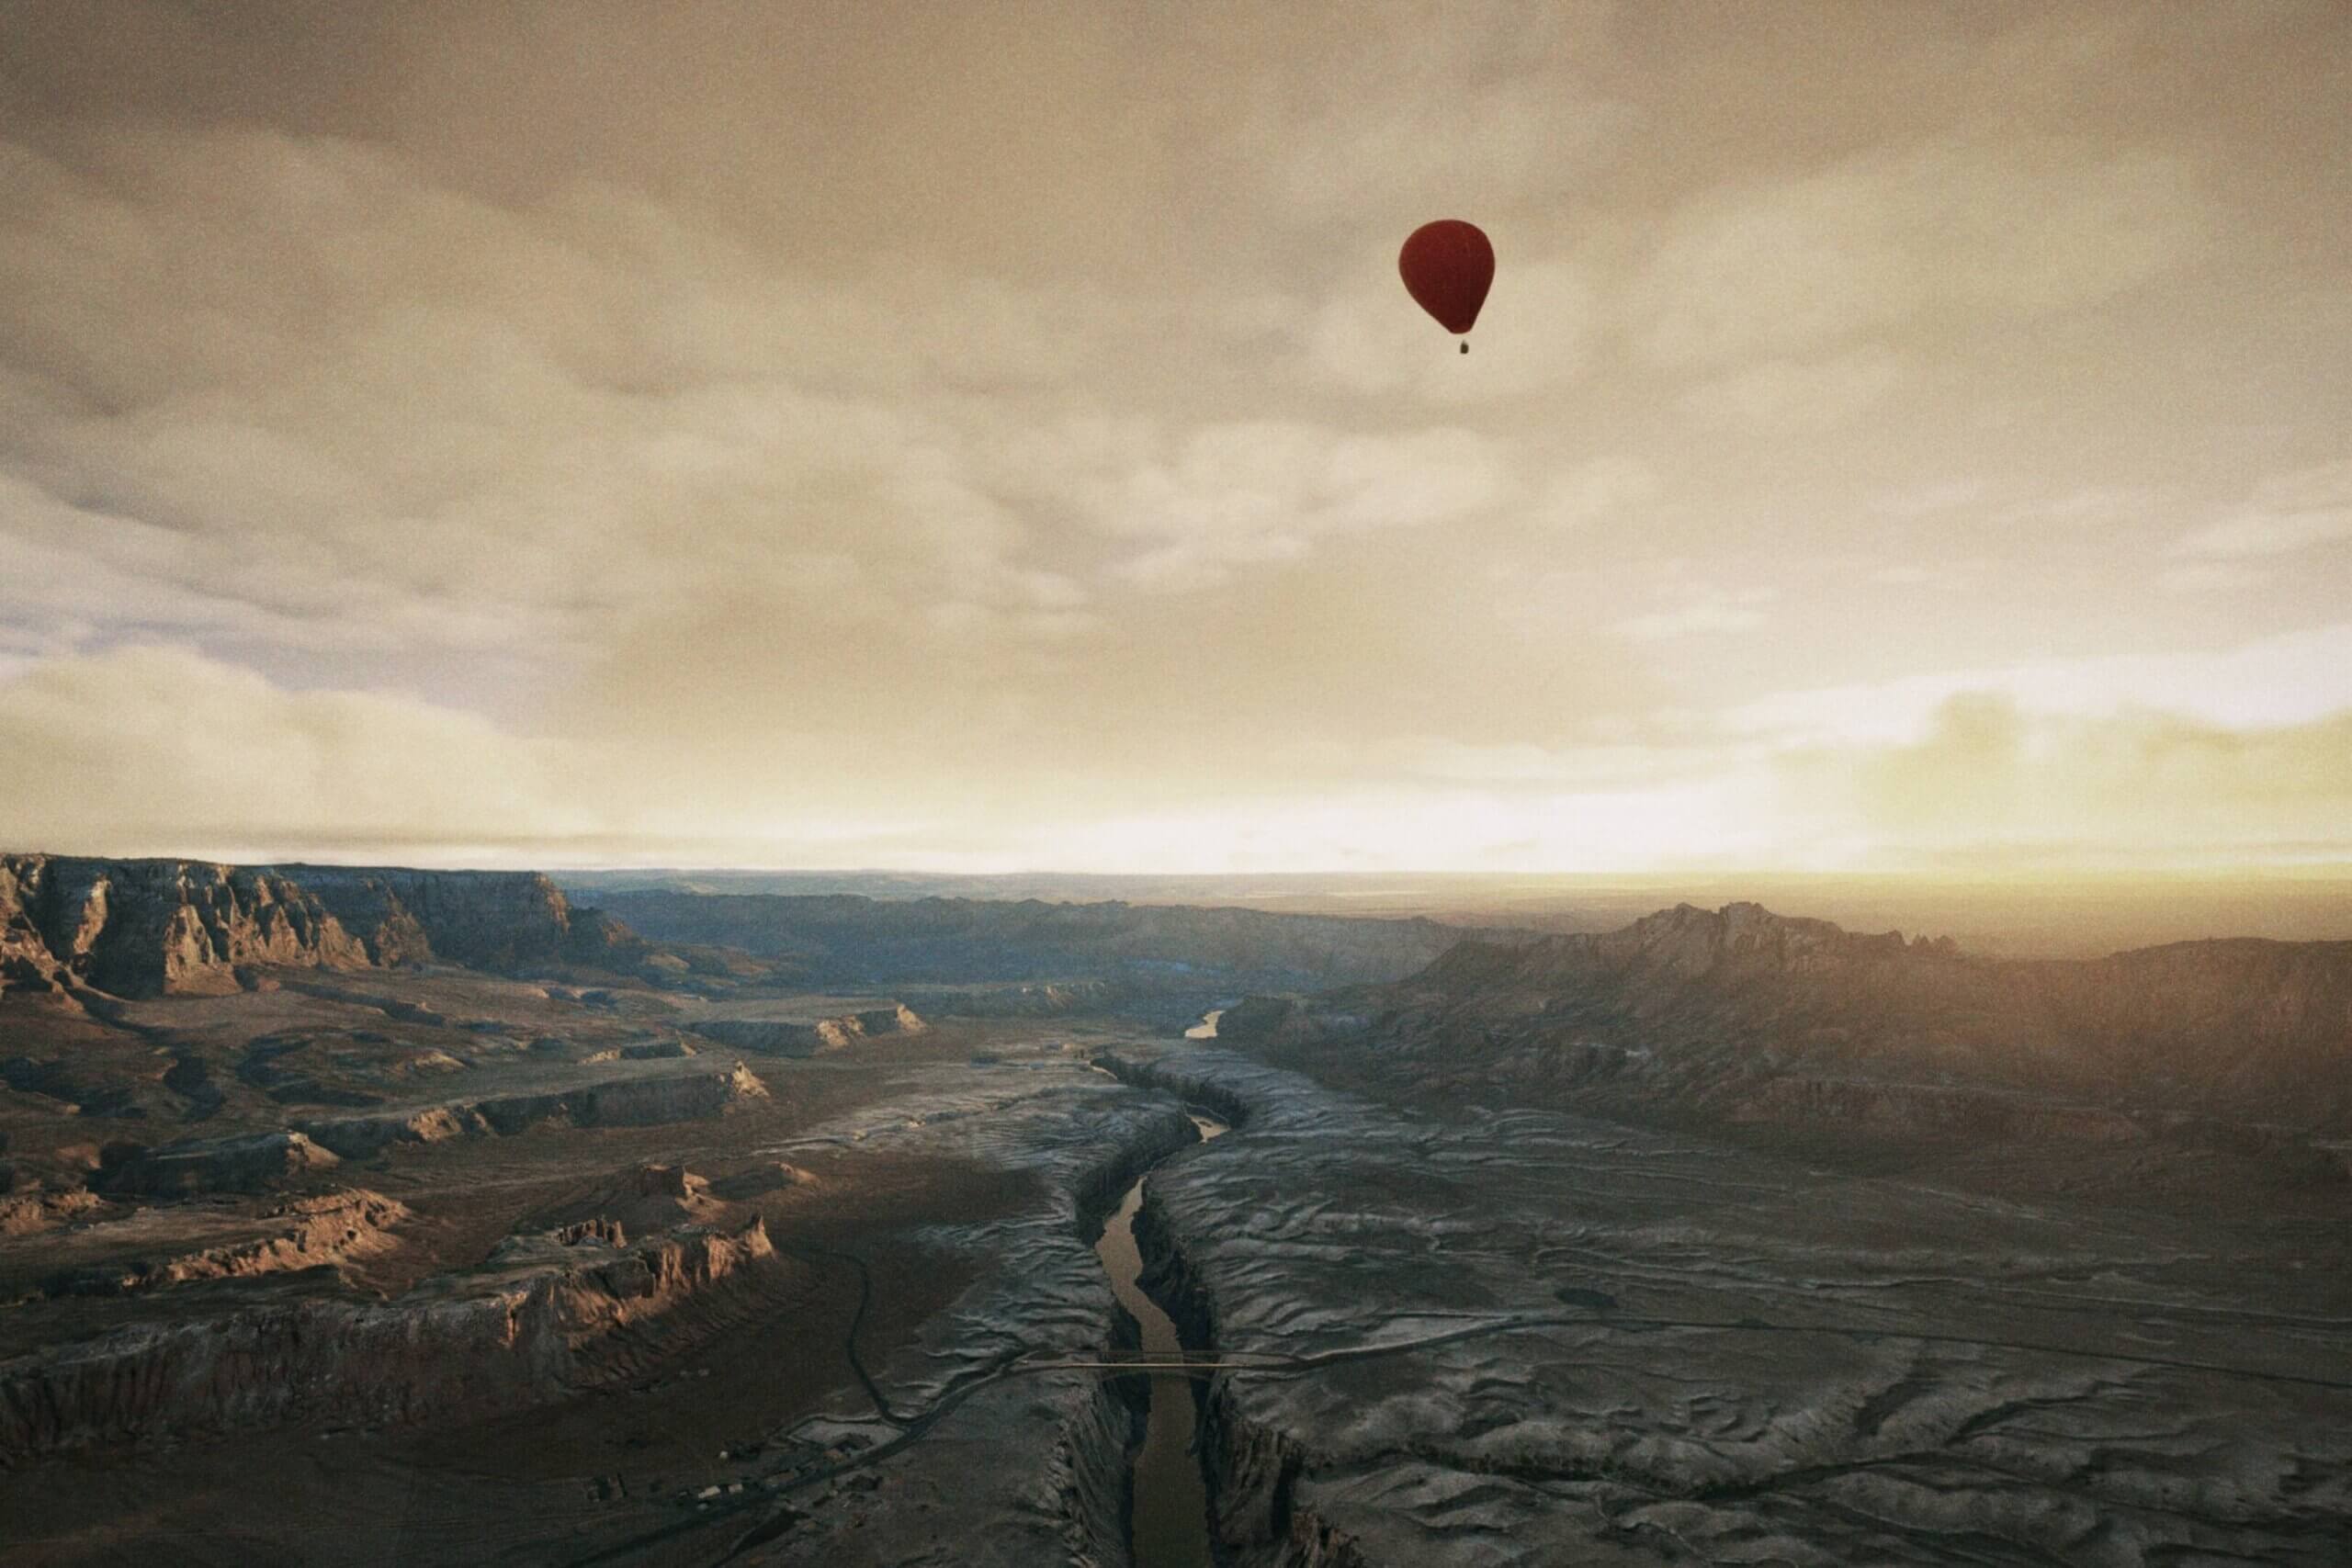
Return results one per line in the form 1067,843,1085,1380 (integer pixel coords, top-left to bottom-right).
0,855,2346,1565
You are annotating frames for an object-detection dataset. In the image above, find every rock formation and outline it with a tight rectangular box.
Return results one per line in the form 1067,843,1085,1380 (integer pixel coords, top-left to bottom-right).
0,1188,107,1239
96,1131,344,1198
686,1002,924,1057
1,856,366,997
294,1061,770,1156
0,1214,778,1461
466,1061,769,1133
0,855,641,998
282,863,640,973
282,1106,482,1159
17,1189,410,1302
1221,901,2352,1137
535,1162,725,1240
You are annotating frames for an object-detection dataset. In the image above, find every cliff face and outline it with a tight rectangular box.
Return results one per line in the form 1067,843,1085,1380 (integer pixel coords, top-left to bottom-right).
17,1189,412,1303
0,856,639,998
0,857,368,997
281,864,639,972
685,1002,925,1058
1226,902,2352,1134
0,1216,778,1461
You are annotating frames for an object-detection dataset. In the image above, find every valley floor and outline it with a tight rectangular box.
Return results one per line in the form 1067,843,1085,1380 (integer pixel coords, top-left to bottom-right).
4,993,2346,1564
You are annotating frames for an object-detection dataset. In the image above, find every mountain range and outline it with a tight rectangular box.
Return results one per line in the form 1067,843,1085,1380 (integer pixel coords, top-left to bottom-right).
1220,899,2352,1144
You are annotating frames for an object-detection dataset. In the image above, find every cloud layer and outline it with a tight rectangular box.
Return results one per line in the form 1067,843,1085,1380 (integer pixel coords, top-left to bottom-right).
2,2,2347,871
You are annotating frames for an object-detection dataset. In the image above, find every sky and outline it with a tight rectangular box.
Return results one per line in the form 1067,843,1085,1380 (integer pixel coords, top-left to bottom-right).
1,1,2347,874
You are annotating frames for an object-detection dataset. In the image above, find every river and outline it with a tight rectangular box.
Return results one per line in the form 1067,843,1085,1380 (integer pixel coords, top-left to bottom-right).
1093,1111,1227,1568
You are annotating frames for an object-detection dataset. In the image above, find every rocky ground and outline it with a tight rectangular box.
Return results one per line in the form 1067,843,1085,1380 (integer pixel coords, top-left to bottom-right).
1104,1044,2352,1567
2,863,2345,1565
0,992,1196,1566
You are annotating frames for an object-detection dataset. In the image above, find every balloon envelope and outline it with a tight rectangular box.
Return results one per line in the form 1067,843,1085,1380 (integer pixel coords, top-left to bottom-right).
1398,220,1495,335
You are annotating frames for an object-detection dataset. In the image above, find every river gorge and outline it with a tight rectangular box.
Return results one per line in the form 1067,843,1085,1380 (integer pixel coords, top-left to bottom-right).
3,1004,2343,1565
1093,1111,1228,1568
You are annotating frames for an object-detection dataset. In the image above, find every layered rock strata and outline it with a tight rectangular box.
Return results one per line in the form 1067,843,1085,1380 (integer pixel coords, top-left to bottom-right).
0,1215,777,1461
0,855,639,998
17,1189,410,1303
293,1061,770,1156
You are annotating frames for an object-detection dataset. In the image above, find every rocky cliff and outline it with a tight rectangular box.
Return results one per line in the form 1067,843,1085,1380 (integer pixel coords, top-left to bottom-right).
685,1002,925,1057
13,1189,412,1304
1222,901,2352,1136
281,863,639,973
0,855,640,998
0,1214,780,1461
1,857,364,997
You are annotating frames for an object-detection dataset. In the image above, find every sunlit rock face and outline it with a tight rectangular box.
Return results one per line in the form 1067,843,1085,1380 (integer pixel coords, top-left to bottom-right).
1111,1046,2352,1568
0,855,640,998
0,1213,779,1462
0,856,368,997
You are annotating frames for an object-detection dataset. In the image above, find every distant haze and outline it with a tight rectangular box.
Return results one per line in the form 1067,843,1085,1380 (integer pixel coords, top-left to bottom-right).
557,868,2352,961
3,3,2348,876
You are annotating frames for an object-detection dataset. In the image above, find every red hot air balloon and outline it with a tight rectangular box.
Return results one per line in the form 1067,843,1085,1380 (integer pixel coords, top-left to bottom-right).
1398,220,1494,353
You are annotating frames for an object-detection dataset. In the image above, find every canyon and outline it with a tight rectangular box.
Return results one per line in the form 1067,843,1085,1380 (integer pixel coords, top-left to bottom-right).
1,855,639,999
0,858,2343,1564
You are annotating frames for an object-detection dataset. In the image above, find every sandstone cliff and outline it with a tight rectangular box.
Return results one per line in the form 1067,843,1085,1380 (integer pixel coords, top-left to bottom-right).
0,1214,778,1461
14,1189,411,1303
281,863,639,973
685,1001,925,1057
1,857,366,997
0,855,640,998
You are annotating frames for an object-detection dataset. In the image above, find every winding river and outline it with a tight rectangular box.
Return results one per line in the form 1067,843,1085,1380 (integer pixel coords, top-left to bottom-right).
1094,1112,1227,1568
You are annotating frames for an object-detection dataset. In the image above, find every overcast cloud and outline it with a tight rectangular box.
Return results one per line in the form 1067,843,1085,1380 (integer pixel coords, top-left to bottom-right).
2,1,2347,871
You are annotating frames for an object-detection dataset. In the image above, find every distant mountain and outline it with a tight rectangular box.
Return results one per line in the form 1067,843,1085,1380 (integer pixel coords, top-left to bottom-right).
594,888,1487,996
555,868,2352,958
0,855,639,998
0,854,1489,1019
1219,901,2352,1140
